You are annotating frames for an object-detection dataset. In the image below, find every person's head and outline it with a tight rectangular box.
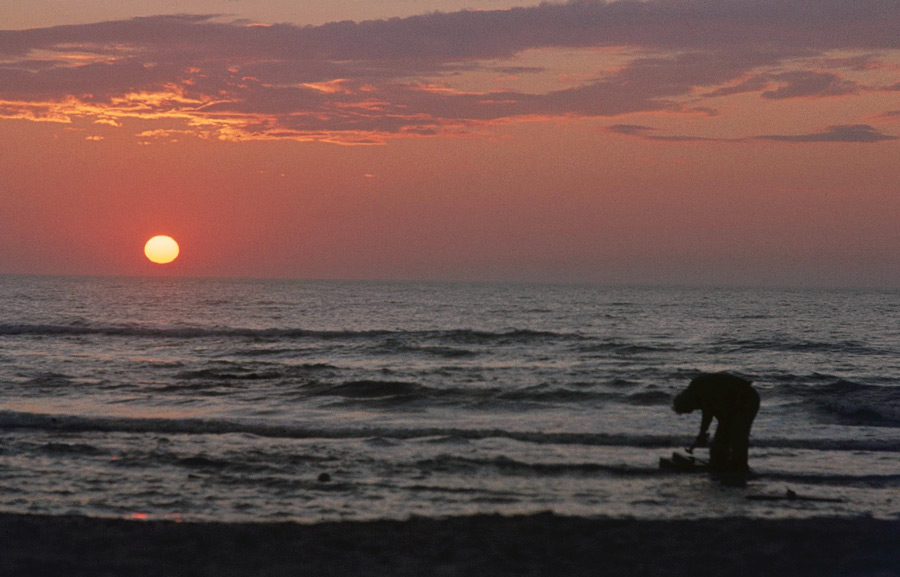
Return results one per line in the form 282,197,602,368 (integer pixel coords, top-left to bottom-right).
672,388,697,414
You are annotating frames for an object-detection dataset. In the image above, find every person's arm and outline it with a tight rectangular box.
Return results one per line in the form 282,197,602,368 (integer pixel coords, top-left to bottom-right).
695,410,712,447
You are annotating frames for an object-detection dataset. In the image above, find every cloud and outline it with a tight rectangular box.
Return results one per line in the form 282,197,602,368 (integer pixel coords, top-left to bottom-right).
704,76,772,98
760,71,859,99
606,124,719,142
756,124,898,142
705,70,860,99
607,124,655,136
0,0,898,142
608,123,898,143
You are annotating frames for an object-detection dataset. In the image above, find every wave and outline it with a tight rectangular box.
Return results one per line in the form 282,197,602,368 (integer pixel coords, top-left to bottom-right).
306,380,671,407
714,337,890,356
38,441,108,456
375,343,479,358
624,390,673,406
0,323,580,345
0,409,675,446
3,410,899,452
415,454,659,477
174,368,285,381
0,323,389,340
496,384,614,403
22,372,77,388
417,456,900,486
574,341,676,355
774,378,900,428
305,380,432,400
759,471,900,488
302,380,646,407
432,329,579,345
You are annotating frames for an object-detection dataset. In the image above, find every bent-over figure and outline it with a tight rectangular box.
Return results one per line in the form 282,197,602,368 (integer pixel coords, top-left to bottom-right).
672,373,760,473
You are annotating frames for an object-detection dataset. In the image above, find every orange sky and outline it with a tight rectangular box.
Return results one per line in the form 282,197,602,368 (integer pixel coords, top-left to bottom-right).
1,0,899,286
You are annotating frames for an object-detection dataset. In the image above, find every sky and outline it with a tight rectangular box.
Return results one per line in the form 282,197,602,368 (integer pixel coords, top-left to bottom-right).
1,0,899,287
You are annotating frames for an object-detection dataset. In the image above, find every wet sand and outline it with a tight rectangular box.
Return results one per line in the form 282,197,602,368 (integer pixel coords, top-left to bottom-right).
2,512,898,576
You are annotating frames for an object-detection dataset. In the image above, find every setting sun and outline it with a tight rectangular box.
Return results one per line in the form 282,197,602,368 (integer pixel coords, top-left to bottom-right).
144,235,179,264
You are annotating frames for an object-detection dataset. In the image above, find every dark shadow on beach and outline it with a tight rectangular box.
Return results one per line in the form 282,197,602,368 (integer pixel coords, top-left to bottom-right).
2,512,898,577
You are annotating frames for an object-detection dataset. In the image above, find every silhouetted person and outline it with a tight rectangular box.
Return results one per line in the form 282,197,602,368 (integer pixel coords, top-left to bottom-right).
672,373,759,473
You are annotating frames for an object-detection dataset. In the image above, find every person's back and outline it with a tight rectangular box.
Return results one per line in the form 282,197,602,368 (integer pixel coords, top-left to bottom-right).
674,373,757,419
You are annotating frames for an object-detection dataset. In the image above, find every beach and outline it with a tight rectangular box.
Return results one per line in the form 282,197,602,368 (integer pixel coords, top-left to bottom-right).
3,512,898,576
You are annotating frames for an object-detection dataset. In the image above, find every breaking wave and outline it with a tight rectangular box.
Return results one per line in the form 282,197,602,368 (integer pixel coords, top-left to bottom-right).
3,410,899,452
776,378,900,428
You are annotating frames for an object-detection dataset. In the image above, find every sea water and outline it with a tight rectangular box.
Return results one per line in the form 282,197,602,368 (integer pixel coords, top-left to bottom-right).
1,276,898,522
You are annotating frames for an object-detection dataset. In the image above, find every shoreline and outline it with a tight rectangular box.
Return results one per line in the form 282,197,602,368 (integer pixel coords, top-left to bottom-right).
2,512,898,576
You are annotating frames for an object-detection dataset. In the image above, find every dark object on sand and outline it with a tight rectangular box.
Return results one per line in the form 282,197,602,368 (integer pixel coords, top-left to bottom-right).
659,451,708,472
659,451,753,486
672,372,760,473
747,489,844,503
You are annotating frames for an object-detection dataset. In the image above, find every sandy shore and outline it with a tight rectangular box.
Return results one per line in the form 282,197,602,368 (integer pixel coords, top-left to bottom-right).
2,512,898,576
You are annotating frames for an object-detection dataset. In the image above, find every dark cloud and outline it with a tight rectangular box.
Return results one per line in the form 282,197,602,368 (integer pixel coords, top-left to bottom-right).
813,54,888,71
0,58,159,100
704,76,771,98
607,124,655,136
609,123,898,143
5,0,897,62
0,0,897,141
606,124,724,142
706,70,860,99
761,71,859,99
756,124,898,142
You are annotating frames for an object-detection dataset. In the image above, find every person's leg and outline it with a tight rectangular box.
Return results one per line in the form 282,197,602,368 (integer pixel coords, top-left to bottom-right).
729,399,760,472
709,420,732,471
729,425,751,472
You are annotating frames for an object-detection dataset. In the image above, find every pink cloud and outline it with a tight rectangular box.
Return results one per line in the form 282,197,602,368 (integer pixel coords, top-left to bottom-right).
0,1,898,142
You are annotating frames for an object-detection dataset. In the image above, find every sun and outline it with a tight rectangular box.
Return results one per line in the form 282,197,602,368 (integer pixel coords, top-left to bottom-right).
144,235,180,264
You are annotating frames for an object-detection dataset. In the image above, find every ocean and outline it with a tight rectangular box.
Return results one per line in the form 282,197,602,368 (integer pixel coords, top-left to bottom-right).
1,275,898,523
